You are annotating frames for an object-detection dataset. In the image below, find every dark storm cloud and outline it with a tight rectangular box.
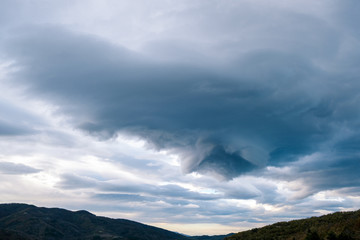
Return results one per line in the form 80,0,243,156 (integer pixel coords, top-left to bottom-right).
3,22,360,181
4,0,360,184
0,161,40,175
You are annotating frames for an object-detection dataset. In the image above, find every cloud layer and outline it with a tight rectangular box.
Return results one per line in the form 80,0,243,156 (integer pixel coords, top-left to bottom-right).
4,23,359,180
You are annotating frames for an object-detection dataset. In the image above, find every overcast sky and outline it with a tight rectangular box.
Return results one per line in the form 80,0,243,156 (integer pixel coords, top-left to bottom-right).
1,0,360,236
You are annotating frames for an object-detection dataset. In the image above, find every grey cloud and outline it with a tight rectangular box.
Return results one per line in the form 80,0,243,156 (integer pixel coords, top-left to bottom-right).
2,1,360,183
58,173,99,189
148,0,340,60
252,182,285,204
94,193,155,202
104,183,222,201
193,145,258,179
108,199,253,225
58,174,356,226
0,119,32,136
0,161,40,175
337,0,360,39
335,187,360,197
304,157,360,192
58,173,221,201
156,184,222,200
220,186,259,200
0,99,43,136
265,151,360,201
2,26,339,180
298,198,355,212
110,155,162,172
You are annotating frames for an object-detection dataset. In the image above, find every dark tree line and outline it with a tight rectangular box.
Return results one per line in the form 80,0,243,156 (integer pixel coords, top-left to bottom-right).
304,229,355,240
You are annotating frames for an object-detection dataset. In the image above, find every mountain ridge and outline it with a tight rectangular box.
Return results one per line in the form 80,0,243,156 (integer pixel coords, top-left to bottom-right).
0,203,191,240
1,203,360,240
226,209,360,240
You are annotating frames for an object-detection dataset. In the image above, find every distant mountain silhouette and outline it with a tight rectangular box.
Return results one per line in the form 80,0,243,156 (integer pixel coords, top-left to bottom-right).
191,234,234,240
2,203,359,240
226,209,360,240
0,203,191,240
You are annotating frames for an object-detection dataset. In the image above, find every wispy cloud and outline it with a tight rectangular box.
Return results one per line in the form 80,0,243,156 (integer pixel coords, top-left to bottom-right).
0,162,40,175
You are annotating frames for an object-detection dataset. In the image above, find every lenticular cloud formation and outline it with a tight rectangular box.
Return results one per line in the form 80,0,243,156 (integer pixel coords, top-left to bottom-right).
4,23,360,180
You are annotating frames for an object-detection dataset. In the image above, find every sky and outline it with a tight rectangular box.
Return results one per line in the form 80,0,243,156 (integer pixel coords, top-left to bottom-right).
1,0,360,236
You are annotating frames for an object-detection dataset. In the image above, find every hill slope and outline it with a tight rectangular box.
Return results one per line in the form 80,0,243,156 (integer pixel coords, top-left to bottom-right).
2,203,359,240
0,203,190,240
225,209,360,240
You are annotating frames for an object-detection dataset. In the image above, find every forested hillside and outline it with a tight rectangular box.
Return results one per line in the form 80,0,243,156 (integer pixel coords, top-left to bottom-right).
0,203,189,240
226,209,360,240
